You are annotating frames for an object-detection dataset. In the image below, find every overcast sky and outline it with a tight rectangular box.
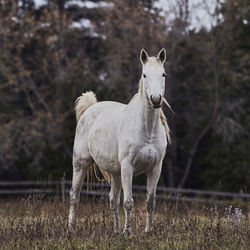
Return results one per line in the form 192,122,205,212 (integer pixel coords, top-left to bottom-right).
156,0,220,30
34,0,220,30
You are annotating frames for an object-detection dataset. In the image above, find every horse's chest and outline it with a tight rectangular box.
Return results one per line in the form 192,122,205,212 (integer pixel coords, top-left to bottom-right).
132,144,159,173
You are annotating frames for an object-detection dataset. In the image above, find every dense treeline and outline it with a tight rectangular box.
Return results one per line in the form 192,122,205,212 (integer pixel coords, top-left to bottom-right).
0,0,249,192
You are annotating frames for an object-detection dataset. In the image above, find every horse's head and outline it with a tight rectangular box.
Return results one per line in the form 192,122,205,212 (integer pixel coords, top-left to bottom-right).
140,48,166,109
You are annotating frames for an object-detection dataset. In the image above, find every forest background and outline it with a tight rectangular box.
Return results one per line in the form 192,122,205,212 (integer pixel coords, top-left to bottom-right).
0,0,249,192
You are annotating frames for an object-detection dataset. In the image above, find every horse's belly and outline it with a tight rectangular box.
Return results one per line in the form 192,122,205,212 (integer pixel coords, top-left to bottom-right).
132,145,160,175
88,125,120,173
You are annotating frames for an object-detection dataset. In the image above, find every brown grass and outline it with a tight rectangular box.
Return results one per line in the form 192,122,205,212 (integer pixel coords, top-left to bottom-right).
0,194,249,249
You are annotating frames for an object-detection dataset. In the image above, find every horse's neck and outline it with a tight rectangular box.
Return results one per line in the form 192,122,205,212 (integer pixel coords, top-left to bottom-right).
137,90,161,136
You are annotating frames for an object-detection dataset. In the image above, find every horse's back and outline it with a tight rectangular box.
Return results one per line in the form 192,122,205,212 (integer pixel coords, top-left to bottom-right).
82,100,126,129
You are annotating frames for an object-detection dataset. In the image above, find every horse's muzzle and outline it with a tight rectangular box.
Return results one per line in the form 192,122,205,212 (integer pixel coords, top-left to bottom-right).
150,95,162,108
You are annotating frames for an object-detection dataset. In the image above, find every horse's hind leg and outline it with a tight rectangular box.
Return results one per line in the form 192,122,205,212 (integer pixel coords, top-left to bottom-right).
109,173,122,233
68,157,91,229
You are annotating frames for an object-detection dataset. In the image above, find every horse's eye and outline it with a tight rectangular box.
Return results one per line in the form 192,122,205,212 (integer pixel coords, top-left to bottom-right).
162,73,166,77
143,74,146,78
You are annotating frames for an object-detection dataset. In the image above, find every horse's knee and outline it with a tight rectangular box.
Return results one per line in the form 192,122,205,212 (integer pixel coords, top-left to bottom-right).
110,198,119,211
70,189,79,205
123,198,134,212
146,194,155,212
73,158,83,173
73,156,92,172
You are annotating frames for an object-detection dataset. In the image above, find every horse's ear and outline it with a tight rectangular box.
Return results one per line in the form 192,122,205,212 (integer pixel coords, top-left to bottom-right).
157,48,166,64
140,48,148,64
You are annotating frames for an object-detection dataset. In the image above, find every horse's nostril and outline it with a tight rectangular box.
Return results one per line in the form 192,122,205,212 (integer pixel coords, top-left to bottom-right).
151,95,161,105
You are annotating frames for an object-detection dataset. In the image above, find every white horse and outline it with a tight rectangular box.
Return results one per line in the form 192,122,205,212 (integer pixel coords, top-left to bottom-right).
69,48,170,234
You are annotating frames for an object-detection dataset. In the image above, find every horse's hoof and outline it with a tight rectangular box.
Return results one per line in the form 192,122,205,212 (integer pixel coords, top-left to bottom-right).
145,227,153,234
114,229,121,234
66,226,74,238
122,227,132,235
68,222,76,233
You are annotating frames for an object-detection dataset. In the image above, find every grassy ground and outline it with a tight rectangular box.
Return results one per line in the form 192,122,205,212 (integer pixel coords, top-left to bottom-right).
0,194,249,250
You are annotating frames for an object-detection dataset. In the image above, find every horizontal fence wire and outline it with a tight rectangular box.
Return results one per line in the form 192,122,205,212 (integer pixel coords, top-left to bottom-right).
0,181,249,203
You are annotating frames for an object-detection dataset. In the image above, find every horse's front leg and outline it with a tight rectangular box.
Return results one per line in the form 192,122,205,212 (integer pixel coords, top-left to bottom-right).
109,174,122,233
145,164,161,233
121,162,134,234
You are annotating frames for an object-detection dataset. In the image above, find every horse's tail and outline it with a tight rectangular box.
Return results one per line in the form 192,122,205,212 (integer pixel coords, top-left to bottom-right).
87,163,111,185
75,91,97,121
74,91,110,184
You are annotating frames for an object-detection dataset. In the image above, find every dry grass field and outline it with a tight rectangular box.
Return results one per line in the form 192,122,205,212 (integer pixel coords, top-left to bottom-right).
0,194,249,250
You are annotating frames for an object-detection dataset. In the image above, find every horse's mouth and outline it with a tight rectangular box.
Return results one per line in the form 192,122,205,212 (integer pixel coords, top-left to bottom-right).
152,103,162,109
